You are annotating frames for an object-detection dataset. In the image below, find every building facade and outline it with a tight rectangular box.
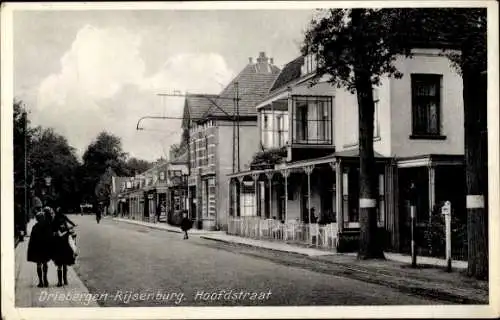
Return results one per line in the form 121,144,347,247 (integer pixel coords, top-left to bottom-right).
117,157,189,224
184,52,280,230
227,48,466,256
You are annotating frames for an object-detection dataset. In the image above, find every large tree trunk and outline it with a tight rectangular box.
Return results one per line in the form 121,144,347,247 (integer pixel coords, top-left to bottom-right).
352,9,385,260
355,70,385,260
463,65,488,280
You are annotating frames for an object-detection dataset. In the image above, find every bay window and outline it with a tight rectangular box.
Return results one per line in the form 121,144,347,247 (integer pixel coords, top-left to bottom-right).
260,111,289,149
291,96,333,145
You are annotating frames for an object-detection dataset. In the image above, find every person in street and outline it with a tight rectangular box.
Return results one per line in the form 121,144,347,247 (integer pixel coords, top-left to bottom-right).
180,211,192,240
27,211,53,287
96,209,102,224
50,207,77,287
310,207,318,224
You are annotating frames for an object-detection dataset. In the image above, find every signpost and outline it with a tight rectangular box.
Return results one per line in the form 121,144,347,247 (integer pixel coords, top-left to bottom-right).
441,201,452,272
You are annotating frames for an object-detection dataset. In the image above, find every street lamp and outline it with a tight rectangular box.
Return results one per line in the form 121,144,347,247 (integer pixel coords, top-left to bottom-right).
44,176,52,206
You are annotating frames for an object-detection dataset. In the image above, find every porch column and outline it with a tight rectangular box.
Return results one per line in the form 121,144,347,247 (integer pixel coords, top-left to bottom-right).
237,176,244,217
228,179,233,218
428,164,436,223
252,174,259,216
378,173,385,227
330,160,343,232
265,172,274,219
304,165,314,224
342,168,349,226
282,169,290,222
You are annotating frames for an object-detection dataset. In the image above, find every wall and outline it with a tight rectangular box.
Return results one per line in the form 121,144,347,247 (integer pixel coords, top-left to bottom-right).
390,49,464,157
333,78,392,156
217,119,259,229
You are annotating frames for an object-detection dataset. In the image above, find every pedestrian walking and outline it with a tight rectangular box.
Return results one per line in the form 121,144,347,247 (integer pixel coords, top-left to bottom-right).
27,211,52,287
96,209,102,224
50,207,77,287
180,211,192,240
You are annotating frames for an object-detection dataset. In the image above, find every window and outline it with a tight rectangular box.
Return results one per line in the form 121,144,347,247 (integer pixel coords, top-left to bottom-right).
292,96,333,144
240,181,256,216
260,111,288,149
411,74,442,137
205,136,209,166
301,54,318,76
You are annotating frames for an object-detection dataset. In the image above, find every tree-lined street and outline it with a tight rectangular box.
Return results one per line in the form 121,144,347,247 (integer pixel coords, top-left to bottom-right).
70,215,438,306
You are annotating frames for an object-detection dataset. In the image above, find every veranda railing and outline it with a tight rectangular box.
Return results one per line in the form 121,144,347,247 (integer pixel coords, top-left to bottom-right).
228,217,338,250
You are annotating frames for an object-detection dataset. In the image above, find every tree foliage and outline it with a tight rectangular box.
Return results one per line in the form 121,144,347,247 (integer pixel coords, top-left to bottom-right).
125,157,152,176
302,9,411,93
81,131,128,203
29,126,81,210
95,166,117,206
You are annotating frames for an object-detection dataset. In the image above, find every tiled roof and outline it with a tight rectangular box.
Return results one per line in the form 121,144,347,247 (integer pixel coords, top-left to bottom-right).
182,53,280,123
184,94,219,121
269,56,305,93
205,58,280,118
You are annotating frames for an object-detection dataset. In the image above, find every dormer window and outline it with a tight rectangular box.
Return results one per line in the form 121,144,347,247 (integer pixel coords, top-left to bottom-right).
301,54,318,76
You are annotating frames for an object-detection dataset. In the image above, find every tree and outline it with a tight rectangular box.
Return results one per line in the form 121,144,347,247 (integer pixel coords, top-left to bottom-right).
95,166,117,211
13,100,32,235
169,143,185,160
81,132,128,203
302,9,408,259
125,157,152,176
29,126,81,210
399,8,488,279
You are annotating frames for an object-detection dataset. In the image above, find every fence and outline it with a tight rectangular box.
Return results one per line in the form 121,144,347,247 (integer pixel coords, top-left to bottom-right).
228,217,338,250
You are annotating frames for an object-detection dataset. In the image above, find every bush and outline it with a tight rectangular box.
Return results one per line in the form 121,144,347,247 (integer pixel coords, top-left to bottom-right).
422,201,467,258
250,147,287,167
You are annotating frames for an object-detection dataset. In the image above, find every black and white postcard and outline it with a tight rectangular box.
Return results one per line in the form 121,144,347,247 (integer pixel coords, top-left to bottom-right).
1,1,499,319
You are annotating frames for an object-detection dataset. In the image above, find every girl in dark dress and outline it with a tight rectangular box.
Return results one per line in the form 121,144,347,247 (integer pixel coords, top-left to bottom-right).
50,208,76,287
27,211,52,287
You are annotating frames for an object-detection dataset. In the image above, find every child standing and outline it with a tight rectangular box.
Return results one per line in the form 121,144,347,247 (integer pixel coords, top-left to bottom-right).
27,212,53,287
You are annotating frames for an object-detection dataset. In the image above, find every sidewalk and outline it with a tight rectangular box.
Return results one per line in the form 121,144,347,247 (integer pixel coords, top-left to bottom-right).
113,217,225,235
15,219,99,307
200,233,488,304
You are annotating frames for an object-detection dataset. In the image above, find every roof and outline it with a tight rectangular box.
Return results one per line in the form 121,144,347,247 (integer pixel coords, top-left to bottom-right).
182,94,219,128
170,152,188,164
204,54,280,118
334,149,386,158
269,56,304,92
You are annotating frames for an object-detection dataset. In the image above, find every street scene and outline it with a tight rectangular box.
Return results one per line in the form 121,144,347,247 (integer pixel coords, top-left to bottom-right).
5,2,495,317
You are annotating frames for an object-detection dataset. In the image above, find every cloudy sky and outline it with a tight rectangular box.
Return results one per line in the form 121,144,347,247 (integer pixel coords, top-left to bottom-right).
13,8,315,162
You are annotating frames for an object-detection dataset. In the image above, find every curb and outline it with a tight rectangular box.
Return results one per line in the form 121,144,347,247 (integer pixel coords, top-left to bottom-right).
113,218,183,233
114,218,223,235
200,236,487,304
199,235,327,257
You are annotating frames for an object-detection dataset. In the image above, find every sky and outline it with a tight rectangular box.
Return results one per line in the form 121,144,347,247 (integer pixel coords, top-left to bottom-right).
13,8,316,162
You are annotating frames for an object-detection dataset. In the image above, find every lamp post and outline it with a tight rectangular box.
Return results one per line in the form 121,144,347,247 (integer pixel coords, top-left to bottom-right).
44,176,52,207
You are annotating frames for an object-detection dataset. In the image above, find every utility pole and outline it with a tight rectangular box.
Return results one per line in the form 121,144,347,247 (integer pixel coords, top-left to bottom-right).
23,107,28,237
236,82,240,172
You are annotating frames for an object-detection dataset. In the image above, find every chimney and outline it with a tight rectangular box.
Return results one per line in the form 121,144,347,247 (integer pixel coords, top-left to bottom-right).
270,58,274,64
256,51,269,64
248,57,253,64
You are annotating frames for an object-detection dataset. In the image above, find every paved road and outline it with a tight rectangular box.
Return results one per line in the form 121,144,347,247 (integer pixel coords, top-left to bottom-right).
69,215,439,307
